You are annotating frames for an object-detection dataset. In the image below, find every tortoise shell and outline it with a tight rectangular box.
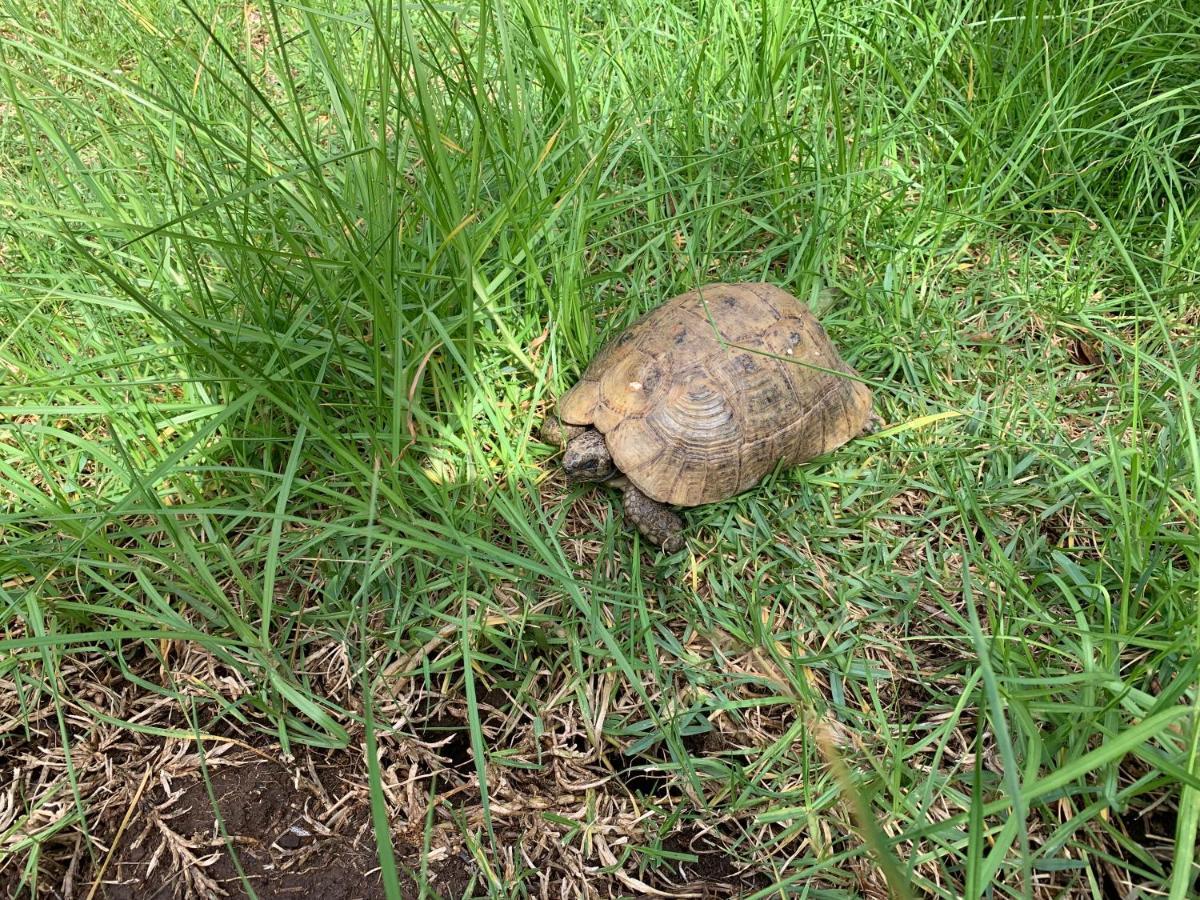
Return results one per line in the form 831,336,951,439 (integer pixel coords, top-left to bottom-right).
558,282,873,507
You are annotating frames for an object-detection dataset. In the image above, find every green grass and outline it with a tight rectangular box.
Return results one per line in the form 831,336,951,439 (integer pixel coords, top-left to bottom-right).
1,0,1198,896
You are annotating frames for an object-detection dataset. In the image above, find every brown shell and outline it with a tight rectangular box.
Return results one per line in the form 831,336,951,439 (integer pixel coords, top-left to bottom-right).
558,282,873,507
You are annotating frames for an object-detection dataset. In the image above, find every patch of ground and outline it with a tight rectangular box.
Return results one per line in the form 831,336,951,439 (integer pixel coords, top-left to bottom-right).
651,827,772,896
97,753,473,900
3,611,1175,898
1,639,785,899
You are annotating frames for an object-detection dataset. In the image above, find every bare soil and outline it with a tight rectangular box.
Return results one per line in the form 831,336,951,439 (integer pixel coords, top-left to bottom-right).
96,753,475,900
0,636,778,899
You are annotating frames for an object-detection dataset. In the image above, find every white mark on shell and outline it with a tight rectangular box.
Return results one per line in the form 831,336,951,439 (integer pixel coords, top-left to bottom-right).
628,381,642,390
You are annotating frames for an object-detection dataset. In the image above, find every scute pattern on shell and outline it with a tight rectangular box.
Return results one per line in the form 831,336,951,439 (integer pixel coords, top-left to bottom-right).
558,282,873,507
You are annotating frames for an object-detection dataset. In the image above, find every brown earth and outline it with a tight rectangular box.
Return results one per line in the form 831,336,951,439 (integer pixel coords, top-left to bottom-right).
7,610,1157,898
95,753,475,900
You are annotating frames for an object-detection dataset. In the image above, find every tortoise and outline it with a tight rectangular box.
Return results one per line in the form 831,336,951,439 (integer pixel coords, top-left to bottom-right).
541,282,876,551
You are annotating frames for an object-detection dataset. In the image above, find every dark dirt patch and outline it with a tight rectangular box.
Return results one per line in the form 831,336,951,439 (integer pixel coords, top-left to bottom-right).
605,723,729,801
0,865,23,900
415,716,473,772
96,756,475,900
651,827,772,895
611,756,679,798
681,724,729,756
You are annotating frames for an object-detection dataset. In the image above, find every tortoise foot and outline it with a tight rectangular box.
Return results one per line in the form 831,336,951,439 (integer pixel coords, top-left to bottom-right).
539,415,588,448
622,485,685,552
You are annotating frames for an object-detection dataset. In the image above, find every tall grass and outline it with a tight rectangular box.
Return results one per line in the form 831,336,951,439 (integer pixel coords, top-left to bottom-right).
1,0,1198,896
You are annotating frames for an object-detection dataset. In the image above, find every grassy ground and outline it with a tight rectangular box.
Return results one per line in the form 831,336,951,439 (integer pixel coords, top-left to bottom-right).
1,0,1198,897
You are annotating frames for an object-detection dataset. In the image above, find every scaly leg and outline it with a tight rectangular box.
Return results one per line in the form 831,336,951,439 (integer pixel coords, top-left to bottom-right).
539,415,588,447
622,485,685,552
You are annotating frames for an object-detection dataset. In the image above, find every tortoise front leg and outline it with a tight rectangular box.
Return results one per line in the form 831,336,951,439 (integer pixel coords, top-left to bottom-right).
539,414,588,447
622,485,685,552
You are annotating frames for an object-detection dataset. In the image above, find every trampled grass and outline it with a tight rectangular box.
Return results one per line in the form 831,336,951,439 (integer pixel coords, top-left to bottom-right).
1,0,1198,896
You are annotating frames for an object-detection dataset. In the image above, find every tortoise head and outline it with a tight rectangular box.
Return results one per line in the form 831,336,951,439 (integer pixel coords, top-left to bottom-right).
562,428,617,484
